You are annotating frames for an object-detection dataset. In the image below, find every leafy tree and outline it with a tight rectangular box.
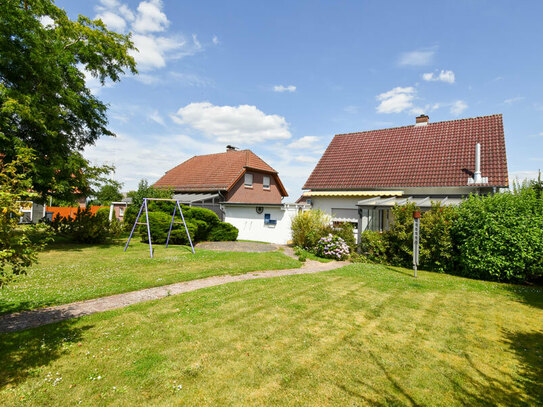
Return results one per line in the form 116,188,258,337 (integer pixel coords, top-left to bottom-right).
127,180,172,209
0,148,51,286
90,181,123,206
0,0,137,202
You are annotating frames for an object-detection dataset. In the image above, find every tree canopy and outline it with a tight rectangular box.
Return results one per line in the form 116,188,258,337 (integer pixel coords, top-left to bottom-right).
0,0,137,202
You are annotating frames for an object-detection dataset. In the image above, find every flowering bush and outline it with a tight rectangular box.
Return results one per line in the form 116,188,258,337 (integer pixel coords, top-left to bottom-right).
315,234,350,260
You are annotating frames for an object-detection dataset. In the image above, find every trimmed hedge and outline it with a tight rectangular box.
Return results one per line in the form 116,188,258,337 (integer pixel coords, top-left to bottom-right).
136,206,236,244
138,212,197,245
451,189,543,283
208,222,239,241
358,189,543,283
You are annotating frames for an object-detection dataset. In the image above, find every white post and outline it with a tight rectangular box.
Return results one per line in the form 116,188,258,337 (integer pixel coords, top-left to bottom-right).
413,212,420,278
109,204,114,222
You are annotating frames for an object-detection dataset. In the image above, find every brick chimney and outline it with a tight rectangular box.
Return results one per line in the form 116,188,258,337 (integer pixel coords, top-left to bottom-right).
415,114,429,126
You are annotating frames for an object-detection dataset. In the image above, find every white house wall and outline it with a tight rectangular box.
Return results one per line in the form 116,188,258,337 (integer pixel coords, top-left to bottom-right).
224,205,300,244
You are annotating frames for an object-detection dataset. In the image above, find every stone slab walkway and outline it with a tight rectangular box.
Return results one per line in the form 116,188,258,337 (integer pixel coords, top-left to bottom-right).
0,258,347,334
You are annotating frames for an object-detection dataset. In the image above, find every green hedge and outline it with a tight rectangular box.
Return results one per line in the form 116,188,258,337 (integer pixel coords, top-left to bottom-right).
135,206,237,244
208,222,239,241
358,189,543,283
138,212,197,245
452,189,543,282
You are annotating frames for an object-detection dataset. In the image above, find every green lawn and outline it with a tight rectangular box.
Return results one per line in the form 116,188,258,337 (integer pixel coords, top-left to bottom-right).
1,263,541,406
0,240,301,315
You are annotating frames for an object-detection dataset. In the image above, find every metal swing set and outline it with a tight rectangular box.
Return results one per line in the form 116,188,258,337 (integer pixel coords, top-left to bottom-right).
124,198,195,258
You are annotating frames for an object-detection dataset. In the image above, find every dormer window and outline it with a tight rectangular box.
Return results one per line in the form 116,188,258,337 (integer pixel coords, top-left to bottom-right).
263,176,270,190
244,173,253,187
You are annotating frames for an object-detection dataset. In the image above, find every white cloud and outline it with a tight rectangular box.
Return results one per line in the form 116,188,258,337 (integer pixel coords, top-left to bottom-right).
450,100,468,116
132,0,169,33
287,136,322,150
93,0,202,76
130,34,197,71
409,103,440,116
212,35,219,45
422,70,455,84
118,4,135,21
168,72,212,87
376,87,416,114
274,85,296,93
503,96,524,104
172,102,292,144
96,11,127,31
148,110,165,126
398,50,435,66
293,155,319,163
84,133,224,191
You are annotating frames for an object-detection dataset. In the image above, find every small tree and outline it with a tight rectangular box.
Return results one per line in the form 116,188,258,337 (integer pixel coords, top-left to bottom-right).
291,209,332,250
92,181,123,206
0,148,51,286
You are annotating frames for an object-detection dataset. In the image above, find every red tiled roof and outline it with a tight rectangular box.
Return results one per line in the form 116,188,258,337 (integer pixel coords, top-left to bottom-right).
304,114,508,189
155,149,287,195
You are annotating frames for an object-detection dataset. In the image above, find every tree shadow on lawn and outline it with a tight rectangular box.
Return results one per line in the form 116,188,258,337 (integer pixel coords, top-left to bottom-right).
503,284,543,311
0,321,93,390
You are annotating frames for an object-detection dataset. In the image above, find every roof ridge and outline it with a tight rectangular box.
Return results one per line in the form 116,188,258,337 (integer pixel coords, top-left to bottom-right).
335,113,503,137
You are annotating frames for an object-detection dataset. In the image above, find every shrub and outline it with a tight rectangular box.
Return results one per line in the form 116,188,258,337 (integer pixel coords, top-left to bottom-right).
315,234,350,260
138,212,197,245
452,189,543,283
186,207,220,226
208,222,238,241
193,219,210,241
386,202,417,268
291,210,332,250
359,230,389,263
332,222,356,250
53,208,116,244
419,202,456,273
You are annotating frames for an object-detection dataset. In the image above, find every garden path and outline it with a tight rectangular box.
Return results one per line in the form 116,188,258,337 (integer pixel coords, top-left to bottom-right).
0,246,346,333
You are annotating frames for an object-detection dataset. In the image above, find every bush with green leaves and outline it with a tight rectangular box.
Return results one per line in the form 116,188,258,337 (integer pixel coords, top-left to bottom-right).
138,212,197,245
358,202,456,272
332,222,356,250
452,188,543,283
359,230,389,263
51,207,119,244
291,210,332,250
385,202,417,268
419,202,456,273
208,222,239,241
315,234,350,260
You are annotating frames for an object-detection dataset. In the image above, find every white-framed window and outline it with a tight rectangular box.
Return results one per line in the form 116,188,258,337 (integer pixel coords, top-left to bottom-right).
244,173,253,187
263,176,270,189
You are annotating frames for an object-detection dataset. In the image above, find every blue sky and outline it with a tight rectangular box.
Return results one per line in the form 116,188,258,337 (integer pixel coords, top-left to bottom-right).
58,0,543,197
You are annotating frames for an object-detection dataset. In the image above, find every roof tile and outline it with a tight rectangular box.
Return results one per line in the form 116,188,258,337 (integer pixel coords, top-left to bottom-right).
303,114,508,189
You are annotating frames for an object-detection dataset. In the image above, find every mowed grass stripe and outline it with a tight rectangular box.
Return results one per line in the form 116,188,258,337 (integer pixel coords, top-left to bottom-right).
0,241,301,315
0,264,541,406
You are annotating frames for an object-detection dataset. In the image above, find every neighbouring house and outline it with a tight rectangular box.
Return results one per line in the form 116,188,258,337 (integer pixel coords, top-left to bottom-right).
109,197,132,221
155,146,307,243
302,114,509,242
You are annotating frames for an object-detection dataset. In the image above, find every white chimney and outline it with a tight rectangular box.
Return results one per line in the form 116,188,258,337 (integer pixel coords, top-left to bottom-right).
468,143,488,184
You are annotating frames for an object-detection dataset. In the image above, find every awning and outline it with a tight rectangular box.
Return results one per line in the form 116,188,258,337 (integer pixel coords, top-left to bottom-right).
357,196,464,209
172,193,220,203
303,190,403,197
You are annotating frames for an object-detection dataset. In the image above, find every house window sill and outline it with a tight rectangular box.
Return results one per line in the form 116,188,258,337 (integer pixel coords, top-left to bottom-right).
244,185,253,189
